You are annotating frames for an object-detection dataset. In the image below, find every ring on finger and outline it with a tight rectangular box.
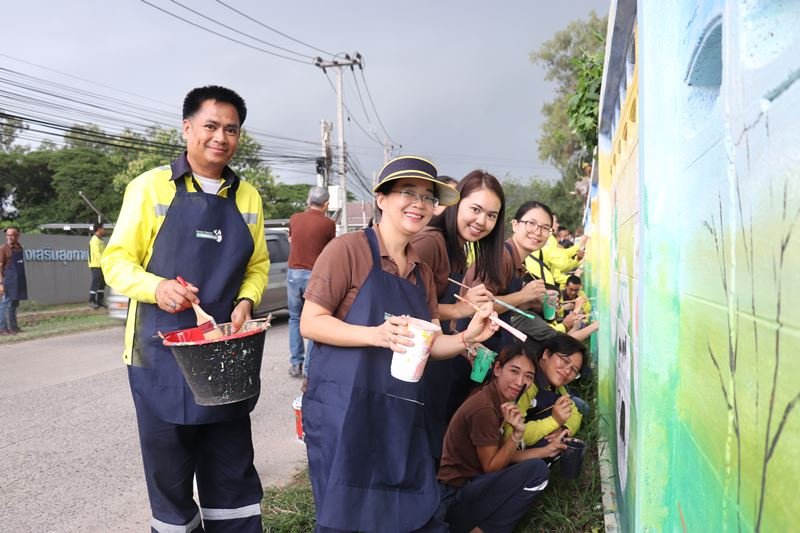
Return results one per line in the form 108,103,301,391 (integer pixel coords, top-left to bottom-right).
169,301,177,310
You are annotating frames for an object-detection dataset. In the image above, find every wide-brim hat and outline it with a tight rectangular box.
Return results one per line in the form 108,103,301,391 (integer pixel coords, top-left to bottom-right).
373,156,460,207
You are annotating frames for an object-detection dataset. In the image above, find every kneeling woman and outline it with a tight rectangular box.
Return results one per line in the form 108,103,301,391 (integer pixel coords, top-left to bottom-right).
504,335,587,447
438,343,567,533
300,156,498,533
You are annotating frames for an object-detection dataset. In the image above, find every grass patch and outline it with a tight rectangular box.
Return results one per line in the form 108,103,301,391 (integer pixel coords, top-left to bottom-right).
0,309,122,344
262,369,603,532
262,469,316,533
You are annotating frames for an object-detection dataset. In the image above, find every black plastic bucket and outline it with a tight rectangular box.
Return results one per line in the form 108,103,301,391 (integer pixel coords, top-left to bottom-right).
162,318,271,406
559,438,586,479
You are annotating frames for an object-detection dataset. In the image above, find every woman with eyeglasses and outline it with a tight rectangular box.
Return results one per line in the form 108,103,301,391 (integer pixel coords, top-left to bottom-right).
503,334,587,447
300,155,499,533
438,342,566,532
409,170,506,463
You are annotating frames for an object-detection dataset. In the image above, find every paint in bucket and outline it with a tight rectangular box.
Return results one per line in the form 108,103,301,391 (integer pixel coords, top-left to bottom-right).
293,395,304,442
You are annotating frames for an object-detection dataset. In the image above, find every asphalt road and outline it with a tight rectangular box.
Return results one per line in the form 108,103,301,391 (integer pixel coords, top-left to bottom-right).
0,313,308,532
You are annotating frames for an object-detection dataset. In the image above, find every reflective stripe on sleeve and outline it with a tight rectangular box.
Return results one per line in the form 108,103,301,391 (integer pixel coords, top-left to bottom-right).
522,479,549,492
154,204,170,216
241,212,258,224
201,502,261,521
151,511,201,532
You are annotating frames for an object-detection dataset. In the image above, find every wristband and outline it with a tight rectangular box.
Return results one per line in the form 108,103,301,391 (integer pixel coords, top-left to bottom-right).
233,297,254,309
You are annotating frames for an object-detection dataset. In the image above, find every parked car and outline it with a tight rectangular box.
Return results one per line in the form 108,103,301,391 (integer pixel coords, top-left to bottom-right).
107,229,289,320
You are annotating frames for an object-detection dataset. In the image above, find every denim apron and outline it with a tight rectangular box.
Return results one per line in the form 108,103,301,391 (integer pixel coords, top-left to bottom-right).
129,176,255,425
303,227,442,533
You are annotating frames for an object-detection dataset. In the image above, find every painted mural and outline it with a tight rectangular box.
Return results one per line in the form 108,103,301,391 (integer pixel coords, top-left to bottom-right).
589,1,800,531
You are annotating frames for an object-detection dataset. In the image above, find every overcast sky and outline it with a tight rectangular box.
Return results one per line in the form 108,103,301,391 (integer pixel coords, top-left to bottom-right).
3,0,607,199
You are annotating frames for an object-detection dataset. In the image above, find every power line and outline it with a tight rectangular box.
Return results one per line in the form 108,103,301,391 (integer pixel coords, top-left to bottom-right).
138,0,311,65
215,0,335,57
322,71,382,146
356,61,398,147
166,0,313,60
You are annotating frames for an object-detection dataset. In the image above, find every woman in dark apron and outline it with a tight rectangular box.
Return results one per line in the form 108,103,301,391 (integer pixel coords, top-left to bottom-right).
410,170,505,463
300,156,498,533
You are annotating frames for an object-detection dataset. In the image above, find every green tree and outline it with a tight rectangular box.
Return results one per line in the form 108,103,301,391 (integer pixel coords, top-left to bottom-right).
503,176,584,234
0,115,27,153
531,11,607,174
0,150,58,229
268,183,312,219
49,148,126,223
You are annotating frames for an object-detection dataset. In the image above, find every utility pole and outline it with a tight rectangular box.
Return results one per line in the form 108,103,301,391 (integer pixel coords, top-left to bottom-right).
317,120,332,188
314,54,363,234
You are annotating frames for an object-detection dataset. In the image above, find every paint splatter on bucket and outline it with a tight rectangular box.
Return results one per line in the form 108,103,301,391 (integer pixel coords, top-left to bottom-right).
162,317,271,406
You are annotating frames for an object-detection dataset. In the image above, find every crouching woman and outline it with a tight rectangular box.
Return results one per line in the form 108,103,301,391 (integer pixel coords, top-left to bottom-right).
438,343,567,533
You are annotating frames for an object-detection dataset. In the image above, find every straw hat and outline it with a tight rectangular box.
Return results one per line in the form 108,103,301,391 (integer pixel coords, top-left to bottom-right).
373,156,460,207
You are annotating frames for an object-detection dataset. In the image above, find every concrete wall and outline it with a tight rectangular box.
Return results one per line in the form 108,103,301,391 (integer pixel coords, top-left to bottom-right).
16,234,96,305
590,1,800,530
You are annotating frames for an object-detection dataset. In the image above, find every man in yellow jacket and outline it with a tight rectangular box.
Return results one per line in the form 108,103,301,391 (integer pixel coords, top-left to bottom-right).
102,86,268,533
87,224,106,309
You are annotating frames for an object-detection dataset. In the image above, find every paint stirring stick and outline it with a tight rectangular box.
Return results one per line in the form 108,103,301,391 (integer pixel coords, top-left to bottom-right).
514,384,529,404
447,277,538,321
453,294,528,342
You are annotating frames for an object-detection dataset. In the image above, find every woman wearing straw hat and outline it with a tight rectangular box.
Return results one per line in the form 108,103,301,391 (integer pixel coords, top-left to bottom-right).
300,156,499,533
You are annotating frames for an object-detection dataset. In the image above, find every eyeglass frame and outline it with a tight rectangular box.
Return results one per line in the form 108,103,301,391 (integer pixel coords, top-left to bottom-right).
552,352,581,378
390,188,440,208
517,218,554,235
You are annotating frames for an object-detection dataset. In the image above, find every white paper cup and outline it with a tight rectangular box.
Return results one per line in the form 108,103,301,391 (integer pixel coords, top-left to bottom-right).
390,317,441,382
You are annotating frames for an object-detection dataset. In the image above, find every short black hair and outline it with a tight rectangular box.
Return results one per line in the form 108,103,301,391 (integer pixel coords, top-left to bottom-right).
538,334,588,376
566,275,582,286
182,85,247,125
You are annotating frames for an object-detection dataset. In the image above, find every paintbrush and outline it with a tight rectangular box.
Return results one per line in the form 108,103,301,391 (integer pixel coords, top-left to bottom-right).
176,276,223,340
453,294,528,342
515,384,529,404
447,277,538,321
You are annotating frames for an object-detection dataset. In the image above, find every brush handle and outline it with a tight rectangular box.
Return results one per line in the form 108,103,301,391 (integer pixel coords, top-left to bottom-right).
453,294,528,342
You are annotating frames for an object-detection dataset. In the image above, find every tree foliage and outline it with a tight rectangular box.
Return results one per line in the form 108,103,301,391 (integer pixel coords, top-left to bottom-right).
503,177,584,235
530,11,607,174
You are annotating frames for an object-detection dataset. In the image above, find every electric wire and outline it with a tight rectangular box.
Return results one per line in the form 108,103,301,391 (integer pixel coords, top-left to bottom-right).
215,0,335,57
138,0,312,65
357,68,399,147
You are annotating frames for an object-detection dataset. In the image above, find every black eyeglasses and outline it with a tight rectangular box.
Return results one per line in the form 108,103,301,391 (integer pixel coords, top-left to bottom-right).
392,189,440,208
553,352,581,378
517,219,553,235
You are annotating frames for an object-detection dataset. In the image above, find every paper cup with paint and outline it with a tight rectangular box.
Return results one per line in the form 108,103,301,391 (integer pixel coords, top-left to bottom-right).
542,290,559,321
559,437,586,479
390,317,441,382
470,346,497,383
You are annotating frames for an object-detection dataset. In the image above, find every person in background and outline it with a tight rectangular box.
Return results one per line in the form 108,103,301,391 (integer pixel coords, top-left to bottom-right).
0,226,27,336
559,274,591,318
88,223,107,309
300,155,498,532
287,186,336,378
438,343,566,532
538,214,587,286
102,85,268,533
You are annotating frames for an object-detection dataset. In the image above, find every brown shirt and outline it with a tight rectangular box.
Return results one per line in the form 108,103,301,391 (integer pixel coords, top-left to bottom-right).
409,226,451,299
438,381,505,487
462,238,524,296
288,208,337,270
304,225,439,321
0,242,23,278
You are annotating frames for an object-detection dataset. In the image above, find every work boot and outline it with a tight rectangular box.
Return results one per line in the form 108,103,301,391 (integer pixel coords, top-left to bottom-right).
288,363,303,378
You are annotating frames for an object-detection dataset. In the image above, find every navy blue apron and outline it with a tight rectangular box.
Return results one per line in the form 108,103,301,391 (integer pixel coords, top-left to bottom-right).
129,176,256,425
523,249,560,326
303,227,442,533
3,247,27,301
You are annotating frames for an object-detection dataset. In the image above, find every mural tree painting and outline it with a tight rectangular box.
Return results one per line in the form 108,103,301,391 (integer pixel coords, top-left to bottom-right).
705,171,800,531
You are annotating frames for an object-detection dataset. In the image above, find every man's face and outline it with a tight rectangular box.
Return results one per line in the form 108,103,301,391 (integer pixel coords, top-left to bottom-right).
97,227,106,237
182,99,241,175
5,229,20,246
564,282,581,300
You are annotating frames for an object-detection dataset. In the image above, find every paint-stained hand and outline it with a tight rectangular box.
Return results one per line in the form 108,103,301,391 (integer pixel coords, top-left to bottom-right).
155,279,200,313
375,315,415,352
230,299,252,333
